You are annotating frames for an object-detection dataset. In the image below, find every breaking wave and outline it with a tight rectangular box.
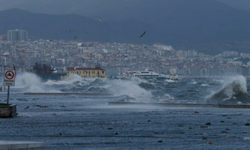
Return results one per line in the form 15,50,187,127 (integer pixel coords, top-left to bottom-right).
14,72,45,92
14,72,250,105
206,75,250,105
107,79,153,102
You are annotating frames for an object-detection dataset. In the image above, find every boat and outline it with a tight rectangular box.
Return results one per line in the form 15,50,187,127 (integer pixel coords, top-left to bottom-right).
133,68,161,79
108,75,130,80
124,68,178,80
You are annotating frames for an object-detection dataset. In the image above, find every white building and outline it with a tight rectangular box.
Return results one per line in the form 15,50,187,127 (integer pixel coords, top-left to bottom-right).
7,29,28,42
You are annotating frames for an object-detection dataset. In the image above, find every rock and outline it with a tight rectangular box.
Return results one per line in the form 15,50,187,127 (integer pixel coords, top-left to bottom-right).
206,122,211,126
157,140,163,143
200,125,208,128
221,131,227,134
24,106,29,109
36,105,48,108
153,132,158,135
206,141,212,144
245,123,250,126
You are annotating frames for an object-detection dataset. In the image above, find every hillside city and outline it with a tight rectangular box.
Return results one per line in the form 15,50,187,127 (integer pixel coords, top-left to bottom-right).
1,30,250,78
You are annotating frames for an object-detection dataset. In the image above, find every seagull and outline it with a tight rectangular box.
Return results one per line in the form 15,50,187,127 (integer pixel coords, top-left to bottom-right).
98,16,103,22
140,31,146,38
24,106,29,109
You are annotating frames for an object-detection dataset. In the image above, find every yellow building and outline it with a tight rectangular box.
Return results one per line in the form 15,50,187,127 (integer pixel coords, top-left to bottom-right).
66,67,105,78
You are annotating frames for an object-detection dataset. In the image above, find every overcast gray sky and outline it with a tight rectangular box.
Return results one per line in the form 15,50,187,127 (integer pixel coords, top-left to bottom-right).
0,0,250,16
1,0,250,54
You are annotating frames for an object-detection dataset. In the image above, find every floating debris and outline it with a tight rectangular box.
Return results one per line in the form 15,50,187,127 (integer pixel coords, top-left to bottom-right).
157,140,163,143
206,141,213,144
24,106,29,109
206,122,211,126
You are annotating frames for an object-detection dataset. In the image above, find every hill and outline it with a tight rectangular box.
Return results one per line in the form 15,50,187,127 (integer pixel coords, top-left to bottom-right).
1,0,250,54
0,9,152,44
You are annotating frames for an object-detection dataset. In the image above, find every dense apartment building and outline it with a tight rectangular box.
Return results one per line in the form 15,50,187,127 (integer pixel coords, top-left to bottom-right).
7,29,28,42
66,67,105,78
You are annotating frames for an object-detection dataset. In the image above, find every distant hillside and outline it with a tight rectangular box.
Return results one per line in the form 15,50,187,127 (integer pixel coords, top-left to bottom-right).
1,0,250,55
0,9,153,44
215,0,250,11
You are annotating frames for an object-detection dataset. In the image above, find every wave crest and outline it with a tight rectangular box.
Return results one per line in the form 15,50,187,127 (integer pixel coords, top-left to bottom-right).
206,76,250,104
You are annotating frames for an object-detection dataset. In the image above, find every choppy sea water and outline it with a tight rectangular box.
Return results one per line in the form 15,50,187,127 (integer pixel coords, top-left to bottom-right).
1,72,250,149
6,72,250,105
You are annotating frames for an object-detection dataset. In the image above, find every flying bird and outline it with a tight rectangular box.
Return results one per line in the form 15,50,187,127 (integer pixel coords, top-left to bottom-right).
98,16,103,22
74,36,78,39
140,31,146,38
24,106,29,109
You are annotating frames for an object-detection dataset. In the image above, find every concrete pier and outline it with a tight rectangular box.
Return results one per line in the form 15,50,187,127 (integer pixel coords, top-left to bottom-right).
0,141,43,149
0,104,17,118
108,102,250,108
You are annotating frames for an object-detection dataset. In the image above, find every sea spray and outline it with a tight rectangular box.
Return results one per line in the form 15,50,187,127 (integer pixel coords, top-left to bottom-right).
45,74,83,86
206,75,250,104
14,72,44,92
107,78,152,102
14,72,82,93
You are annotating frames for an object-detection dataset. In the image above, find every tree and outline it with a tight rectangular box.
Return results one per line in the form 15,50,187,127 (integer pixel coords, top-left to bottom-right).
33,62,54,79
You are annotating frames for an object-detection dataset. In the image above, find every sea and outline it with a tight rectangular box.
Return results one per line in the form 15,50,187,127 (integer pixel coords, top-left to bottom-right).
6,72,250,105
1,72,250,149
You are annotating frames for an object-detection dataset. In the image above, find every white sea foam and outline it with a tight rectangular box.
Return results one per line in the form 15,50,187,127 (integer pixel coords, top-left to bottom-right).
14,72,44,92
165,79,176,83
108,79,152,102
222,75,247,94
244,137,250,141
190,80,197,84
206,75,250,104
14,72,65,92
201,83,209,87
208,75,247,97
44,74,83,86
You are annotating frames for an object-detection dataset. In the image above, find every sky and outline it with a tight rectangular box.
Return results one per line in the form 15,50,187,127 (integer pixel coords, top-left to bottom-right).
1,0,250,55
0,0,250,17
